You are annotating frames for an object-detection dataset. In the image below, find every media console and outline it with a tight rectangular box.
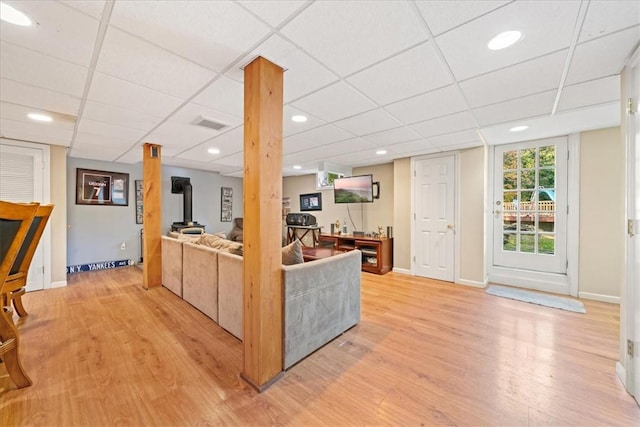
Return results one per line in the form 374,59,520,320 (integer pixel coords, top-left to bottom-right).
318,233,393,275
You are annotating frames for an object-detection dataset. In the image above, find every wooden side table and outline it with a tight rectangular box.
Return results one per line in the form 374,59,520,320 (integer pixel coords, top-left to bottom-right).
286,225,323,247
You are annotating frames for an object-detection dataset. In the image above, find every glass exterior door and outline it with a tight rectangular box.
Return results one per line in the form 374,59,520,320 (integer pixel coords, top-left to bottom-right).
493,137,567,274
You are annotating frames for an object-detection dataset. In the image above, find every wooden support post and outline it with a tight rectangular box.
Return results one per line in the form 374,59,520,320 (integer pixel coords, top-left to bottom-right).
142,143,162,289
241,56,284,391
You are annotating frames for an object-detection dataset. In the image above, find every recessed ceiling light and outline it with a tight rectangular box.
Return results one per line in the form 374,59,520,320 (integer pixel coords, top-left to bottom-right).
488,31,522,50
1,3,32,26
207,147,220,154
27,112,53,122
291,115,307,123
292,165,302,170
509,125,529,132
376,149,387,155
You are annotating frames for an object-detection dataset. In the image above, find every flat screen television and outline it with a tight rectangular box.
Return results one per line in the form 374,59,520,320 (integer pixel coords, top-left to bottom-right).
334,174,374,203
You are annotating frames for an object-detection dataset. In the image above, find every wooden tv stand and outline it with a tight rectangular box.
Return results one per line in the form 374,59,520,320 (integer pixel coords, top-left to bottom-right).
318,233,393,275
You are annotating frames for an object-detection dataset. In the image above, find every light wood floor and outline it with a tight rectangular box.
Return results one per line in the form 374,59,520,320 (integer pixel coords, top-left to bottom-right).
1,267,638,426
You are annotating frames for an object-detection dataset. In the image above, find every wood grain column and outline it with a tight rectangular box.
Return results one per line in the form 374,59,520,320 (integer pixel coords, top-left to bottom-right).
142,143,162,289
241,56,284,391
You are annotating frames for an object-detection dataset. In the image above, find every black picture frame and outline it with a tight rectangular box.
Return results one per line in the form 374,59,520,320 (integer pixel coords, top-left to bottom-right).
221,187,233,222
135,180,143,223
76,168,129,206
300,192,322,211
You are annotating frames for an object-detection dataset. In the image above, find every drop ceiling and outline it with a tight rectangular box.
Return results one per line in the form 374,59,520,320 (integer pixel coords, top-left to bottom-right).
1,0,638,177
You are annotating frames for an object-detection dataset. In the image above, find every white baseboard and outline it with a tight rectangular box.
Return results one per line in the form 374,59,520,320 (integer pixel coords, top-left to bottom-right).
616,361,627,387
456,278,487,288
392,267,412,275
50,280,67,288
579,292,620,304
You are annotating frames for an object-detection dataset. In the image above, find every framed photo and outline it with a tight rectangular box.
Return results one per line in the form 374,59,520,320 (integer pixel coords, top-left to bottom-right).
300,192,322,211
135,180,143,224
76,168,129,206
221,187,233,222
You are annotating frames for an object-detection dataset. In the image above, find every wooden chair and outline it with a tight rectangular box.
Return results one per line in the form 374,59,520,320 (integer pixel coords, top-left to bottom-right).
0,200,39,389
2,204,54,317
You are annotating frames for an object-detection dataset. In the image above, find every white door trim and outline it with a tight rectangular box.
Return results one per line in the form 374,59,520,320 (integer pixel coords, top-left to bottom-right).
410,152,459,282
0,138,52,290
486,136,579,294
622,46,640,400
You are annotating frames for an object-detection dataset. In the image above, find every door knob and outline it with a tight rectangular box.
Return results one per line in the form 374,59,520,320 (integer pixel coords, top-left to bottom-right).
447,224,454,230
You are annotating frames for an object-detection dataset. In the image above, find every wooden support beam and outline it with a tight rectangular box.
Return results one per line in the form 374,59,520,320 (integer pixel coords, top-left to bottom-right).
241,56,284,391
142,143,162,289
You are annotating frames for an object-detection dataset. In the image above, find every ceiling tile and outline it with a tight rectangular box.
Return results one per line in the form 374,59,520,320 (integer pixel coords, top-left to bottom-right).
0,42,88,97
566,26,640,85
208,151,244,167
290,81,376,123
283,106,326,137
0,79,80,116
410,111,477,138
283,124,353,154
361,126,422,146
168,102,242,130
77,118,149,143
73,131,134,150
87,72,184,118
284,137,374,164
385,138,437,155
109,1,271,72
0,117,73,146
557,75,620,112
428,129,482,149
225,34,339,103
97,27,217,98
415,0,509,36
459,50,567,108
473,90,556,126
82,101,161,132
347,42,452,105
238,0,307,27
68,143,127,162
0,102,75,129
192,76,244,118
435,1,579,80
579,1,640,43
178,126,244,162
385,85,468,125
333,109,402,136
1,1,99,67
280,1,428,76
145,121,224,152
60,1,106,19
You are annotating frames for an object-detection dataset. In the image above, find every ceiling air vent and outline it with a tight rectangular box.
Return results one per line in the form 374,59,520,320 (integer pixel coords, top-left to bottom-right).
194,115,228,131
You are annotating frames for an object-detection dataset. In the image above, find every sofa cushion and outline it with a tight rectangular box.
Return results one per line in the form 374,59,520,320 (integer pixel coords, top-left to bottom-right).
168,230,201,242
228,217,243,242
198,233,244,256
281,239,304,265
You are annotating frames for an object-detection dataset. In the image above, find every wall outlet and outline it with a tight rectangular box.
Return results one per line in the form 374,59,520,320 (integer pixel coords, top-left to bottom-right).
120,242,126,250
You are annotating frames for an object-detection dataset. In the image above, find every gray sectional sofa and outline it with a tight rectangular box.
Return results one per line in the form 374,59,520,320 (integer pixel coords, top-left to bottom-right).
161,234,361,369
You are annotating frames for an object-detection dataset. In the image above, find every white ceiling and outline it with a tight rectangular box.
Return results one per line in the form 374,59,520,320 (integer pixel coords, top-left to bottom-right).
1,0,638,177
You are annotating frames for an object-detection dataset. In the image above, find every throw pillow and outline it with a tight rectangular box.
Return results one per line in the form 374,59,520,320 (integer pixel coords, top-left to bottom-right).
281,239,304,265
198,233,244,256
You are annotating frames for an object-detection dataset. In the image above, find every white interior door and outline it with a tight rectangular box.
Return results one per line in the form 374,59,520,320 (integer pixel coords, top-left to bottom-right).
414,155,455,282
0,143,45,292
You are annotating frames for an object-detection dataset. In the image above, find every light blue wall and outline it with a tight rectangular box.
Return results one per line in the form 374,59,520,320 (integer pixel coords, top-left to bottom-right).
67,158,242,266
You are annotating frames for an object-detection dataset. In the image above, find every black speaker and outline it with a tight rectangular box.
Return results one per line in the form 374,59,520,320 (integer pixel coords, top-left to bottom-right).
286,213,317,226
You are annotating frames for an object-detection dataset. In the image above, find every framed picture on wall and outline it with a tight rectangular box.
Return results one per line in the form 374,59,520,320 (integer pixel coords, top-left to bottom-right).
300,192,322,211
76,168,129,206
221,187,232,222
135,180,143,224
